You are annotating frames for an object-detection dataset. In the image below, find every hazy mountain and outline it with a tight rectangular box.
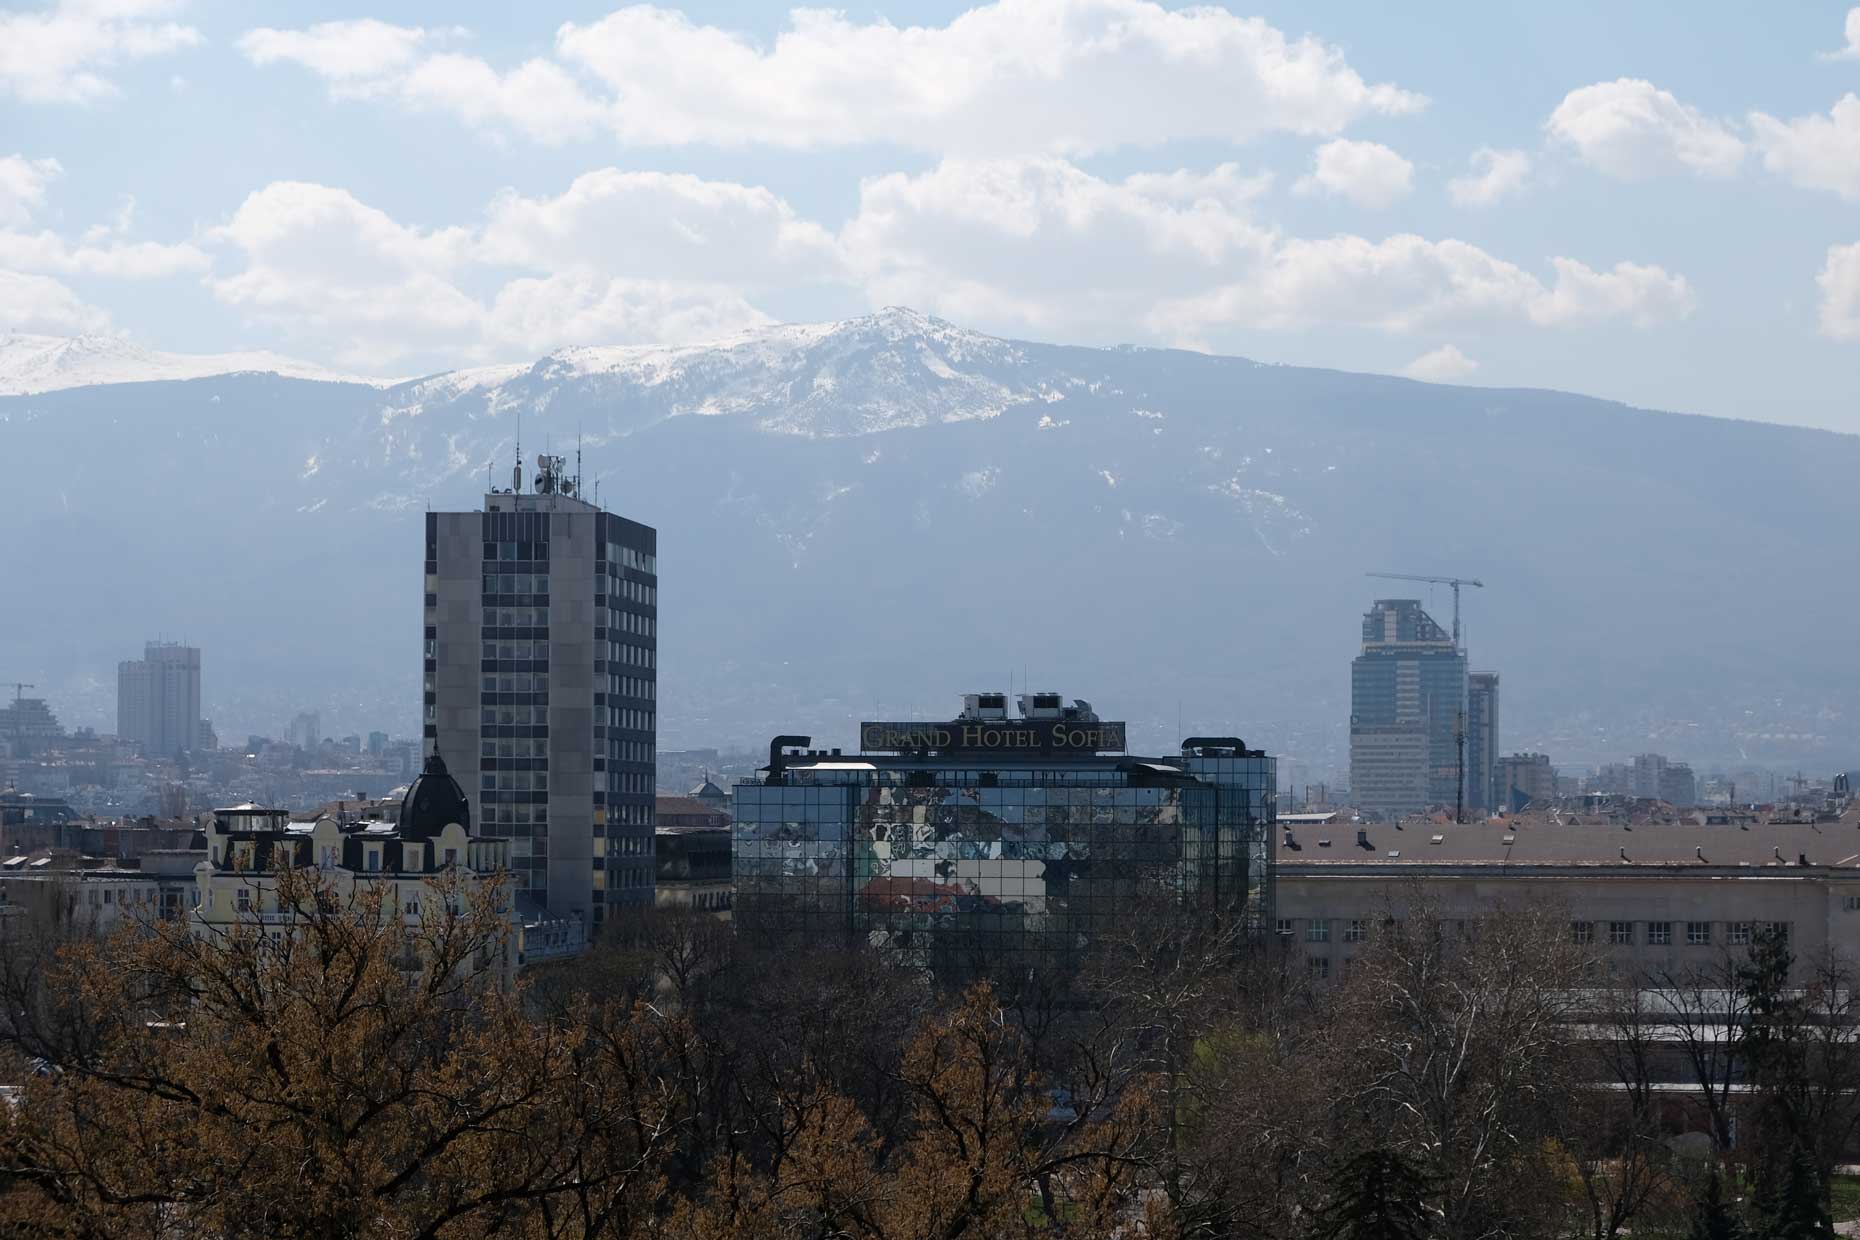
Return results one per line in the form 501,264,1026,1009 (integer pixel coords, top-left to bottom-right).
5,307,1856,777
0,332,387,396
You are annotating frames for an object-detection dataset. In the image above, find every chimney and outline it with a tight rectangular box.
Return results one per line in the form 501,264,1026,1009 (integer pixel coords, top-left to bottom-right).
1696,845,1705,861
1357,828,1370,849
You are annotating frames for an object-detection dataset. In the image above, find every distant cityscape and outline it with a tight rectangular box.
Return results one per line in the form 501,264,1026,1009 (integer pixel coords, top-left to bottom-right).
2,464,1856,969
2,590,1837,826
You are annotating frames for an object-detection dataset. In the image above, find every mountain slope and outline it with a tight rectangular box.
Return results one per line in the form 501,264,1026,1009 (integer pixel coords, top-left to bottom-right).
0,333,389,395
4,309,1856,777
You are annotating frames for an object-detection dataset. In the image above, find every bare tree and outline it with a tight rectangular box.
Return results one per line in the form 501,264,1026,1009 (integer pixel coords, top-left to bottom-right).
1330,897,1586,1240
1646,951,1751,1163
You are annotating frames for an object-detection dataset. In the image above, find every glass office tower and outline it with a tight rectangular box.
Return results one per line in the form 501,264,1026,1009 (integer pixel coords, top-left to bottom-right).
733,693,1275,974
1349,600,1467,819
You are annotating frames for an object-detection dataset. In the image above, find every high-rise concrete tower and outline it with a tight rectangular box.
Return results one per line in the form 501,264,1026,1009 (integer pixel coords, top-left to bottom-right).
116,641,201,756
425,456,657,932
1348,600,1466,820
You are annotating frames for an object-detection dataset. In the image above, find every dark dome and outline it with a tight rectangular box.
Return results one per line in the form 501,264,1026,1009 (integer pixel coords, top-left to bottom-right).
399,751,470,839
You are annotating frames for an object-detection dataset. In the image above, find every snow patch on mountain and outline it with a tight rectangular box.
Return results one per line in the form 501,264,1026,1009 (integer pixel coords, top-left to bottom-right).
0,333,388,396
374,307,1060,440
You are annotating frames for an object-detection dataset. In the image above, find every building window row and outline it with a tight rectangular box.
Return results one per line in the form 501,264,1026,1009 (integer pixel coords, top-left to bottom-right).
482,674,549,694
481,707,550,726
482,737,550,758
608,642,655,669
1280,917,1792,951
609,577,655,606
483,643,552,662
609,674,656,701
484,607,549,627
482,573,550,595
1569,919,1791,947
483,541,550,561
480,804,548,826
610,611,654,638
481,772,549,792
604,544,656,574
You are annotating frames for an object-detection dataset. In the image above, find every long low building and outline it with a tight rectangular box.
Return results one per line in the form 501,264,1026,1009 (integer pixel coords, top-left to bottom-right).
1275,814,1860,983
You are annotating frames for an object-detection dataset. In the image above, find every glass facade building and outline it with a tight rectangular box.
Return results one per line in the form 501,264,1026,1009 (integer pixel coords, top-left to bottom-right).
1350,599,1467,819
425,460,657,932
733,697,1275,974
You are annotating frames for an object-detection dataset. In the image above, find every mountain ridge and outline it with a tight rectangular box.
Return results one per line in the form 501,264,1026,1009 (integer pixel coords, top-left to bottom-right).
4,308,1856,778
0,332,393,396
12,308,1853,444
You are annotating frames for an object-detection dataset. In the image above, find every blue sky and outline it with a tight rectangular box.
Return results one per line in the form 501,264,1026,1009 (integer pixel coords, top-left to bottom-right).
7,1,1860,431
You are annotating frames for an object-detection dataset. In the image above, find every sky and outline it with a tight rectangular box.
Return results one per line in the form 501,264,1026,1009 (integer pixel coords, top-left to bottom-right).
6,1,1860,431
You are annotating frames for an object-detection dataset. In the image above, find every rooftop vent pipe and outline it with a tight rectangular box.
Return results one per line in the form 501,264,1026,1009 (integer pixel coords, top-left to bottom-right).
766,735,811,785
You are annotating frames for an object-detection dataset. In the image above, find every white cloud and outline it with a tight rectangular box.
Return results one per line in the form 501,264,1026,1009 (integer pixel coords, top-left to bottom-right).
484,273,770,358
1294,139,1414,209
242,1,1423,154
478,169,841,282
236,20,436,93
0,154,207,276
0,154,62,226
1402,344,1477,382
1820,8,1860,60
844,157,1275,336
0,229,207,276
1818,241,1860,340
1529,257,1694,328
396,54,605,144
205,175,813,368
1546,79,1745,179
1447,147,1531,208
1150,235,1693,338
237,20,602,144
0,0,201,104
0,269,110,332
1750,94,1860,201
845,156,1692,343
205,181,478,365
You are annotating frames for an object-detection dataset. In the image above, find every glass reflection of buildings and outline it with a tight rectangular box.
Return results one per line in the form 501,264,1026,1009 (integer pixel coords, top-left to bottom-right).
732,692,1276,974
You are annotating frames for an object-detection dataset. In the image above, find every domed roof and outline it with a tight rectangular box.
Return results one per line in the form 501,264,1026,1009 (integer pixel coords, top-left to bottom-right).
399,751,470,839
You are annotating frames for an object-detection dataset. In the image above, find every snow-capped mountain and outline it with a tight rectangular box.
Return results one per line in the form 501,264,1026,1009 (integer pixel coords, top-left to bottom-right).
0,333,388,396
382,308,1068,438
5,308,1859,774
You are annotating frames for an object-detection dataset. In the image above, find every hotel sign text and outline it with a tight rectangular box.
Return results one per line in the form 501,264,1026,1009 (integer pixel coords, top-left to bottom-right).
859,720,1127,754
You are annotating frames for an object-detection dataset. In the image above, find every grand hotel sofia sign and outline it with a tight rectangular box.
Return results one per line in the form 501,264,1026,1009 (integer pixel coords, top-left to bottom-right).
859,720,1128,755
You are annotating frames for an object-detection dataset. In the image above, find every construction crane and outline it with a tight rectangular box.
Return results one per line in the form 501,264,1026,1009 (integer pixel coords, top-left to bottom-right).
1365,573,1484,650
